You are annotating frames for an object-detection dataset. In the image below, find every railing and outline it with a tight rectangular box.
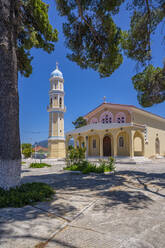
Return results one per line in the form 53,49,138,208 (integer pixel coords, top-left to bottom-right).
47,105,66,112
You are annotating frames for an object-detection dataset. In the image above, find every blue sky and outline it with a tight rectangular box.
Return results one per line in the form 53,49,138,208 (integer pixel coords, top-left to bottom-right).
19,0,165,144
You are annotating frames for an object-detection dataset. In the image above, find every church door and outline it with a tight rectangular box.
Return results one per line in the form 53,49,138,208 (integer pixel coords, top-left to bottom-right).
103,136,111,156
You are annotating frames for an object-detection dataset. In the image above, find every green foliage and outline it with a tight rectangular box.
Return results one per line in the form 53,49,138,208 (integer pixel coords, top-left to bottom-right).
66,147,86,167
16,0,58,77
64,157,116,174
56,0,165,106
22,143,32,158
0,182,54,208
56,0,124,78
72,116,87,129
29,163,51,168
132,65,165,107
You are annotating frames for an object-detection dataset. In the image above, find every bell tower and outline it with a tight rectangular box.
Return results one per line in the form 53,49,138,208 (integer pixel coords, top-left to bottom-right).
47,63,66,158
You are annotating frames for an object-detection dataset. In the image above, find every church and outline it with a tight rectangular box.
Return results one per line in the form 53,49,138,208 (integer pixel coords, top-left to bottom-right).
47,64,165,160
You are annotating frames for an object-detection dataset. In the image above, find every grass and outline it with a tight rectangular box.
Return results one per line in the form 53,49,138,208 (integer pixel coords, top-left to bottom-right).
21,161,26,165
64,159,115,174
0,182,55,208
29,163,51,168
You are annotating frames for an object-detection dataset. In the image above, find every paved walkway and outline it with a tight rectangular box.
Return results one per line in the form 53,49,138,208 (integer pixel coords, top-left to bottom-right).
0,161,165,248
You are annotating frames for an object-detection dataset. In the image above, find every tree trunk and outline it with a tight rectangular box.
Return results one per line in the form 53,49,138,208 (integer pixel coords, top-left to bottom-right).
0,0,21,189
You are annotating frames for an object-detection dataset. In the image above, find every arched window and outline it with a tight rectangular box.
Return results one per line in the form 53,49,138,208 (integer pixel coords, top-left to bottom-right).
115,112,126,123
50,98,52,107
90,118,98,124
59,97,62,108
119,136,124,147
155,138,160,154
99,111,113,124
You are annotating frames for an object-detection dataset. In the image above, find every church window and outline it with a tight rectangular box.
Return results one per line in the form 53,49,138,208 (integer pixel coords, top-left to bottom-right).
93,139,96,149
50,98,52,107
119,136,124,147
99,111,113,124
59,97,62,107
115,112,126,123
90,118,98,124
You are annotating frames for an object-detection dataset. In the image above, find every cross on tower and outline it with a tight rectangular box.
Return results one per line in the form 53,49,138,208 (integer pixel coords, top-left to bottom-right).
103,96,106,103
56,61,59,69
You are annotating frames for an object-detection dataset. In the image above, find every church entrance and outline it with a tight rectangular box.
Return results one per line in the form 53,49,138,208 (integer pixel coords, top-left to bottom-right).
103,136,111,156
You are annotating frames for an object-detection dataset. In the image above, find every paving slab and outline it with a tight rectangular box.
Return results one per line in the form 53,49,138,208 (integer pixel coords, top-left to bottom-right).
0,161,165,248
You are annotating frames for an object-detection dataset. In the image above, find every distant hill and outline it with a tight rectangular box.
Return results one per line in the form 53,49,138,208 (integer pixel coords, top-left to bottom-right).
34,140,48,148
33,138,74,148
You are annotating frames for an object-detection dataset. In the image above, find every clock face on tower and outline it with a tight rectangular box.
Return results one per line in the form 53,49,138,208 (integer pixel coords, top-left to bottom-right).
48,63,66,159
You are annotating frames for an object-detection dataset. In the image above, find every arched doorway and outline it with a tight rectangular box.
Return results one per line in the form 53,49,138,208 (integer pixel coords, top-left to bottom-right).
155,138,160,155
103,136,111,156
134,131,144,156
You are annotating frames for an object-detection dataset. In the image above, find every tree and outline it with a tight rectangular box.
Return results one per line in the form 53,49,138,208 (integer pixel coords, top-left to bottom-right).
72,116,87,129
56,0,165,107
21,143,32,158
0,0,58,189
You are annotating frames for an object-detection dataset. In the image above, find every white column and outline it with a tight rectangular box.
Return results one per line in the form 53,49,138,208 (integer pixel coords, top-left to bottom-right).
85,136,88,158
51,112,53,136
99,134,103,157
129,130,134,158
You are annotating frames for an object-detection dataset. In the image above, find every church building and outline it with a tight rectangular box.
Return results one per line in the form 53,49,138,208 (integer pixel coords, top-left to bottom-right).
66,101,165,159
47,64,165,160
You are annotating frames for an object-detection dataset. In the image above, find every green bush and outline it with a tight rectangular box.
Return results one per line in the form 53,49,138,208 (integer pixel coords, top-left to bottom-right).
29,163,51,168
64,157,116,174
65,147,86,167
0,183,54,208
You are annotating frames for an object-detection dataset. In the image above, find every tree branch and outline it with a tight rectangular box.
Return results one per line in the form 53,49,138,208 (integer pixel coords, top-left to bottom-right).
75,0,100,44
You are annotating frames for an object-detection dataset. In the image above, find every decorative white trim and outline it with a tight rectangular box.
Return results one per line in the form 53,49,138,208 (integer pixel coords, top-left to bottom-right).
49,90,65,95
48,136,65,141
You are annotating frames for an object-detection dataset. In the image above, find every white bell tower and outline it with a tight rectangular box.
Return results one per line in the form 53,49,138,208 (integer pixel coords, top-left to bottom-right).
47,63,66,158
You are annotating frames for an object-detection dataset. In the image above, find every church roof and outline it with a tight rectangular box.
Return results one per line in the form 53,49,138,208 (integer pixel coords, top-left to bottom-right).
84,102,165,121
66,122,144,135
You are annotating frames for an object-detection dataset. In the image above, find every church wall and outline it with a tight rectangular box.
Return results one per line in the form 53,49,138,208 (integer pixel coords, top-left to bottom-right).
54,95,58,107
49,113,52,137
52,113,58,136
117,131,130,156
88,135,100,156
49,140,66,158
144,127,165,157
133,111,165,130
59,113,64,136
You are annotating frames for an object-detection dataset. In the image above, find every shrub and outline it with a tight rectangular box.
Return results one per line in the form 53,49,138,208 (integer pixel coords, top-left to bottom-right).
29,163,51,168
98,157,116,172
65,147,86,167
0,183,54,208
64,157,116,174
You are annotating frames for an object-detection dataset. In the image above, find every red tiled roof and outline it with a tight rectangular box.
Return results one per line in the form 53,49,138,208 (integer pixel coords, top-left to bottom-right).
34,146,48,152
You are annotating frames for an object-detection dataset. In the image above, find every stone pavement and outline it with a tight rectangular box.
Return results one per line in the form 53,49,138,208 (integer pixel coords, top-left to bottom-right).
0,160,165,248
